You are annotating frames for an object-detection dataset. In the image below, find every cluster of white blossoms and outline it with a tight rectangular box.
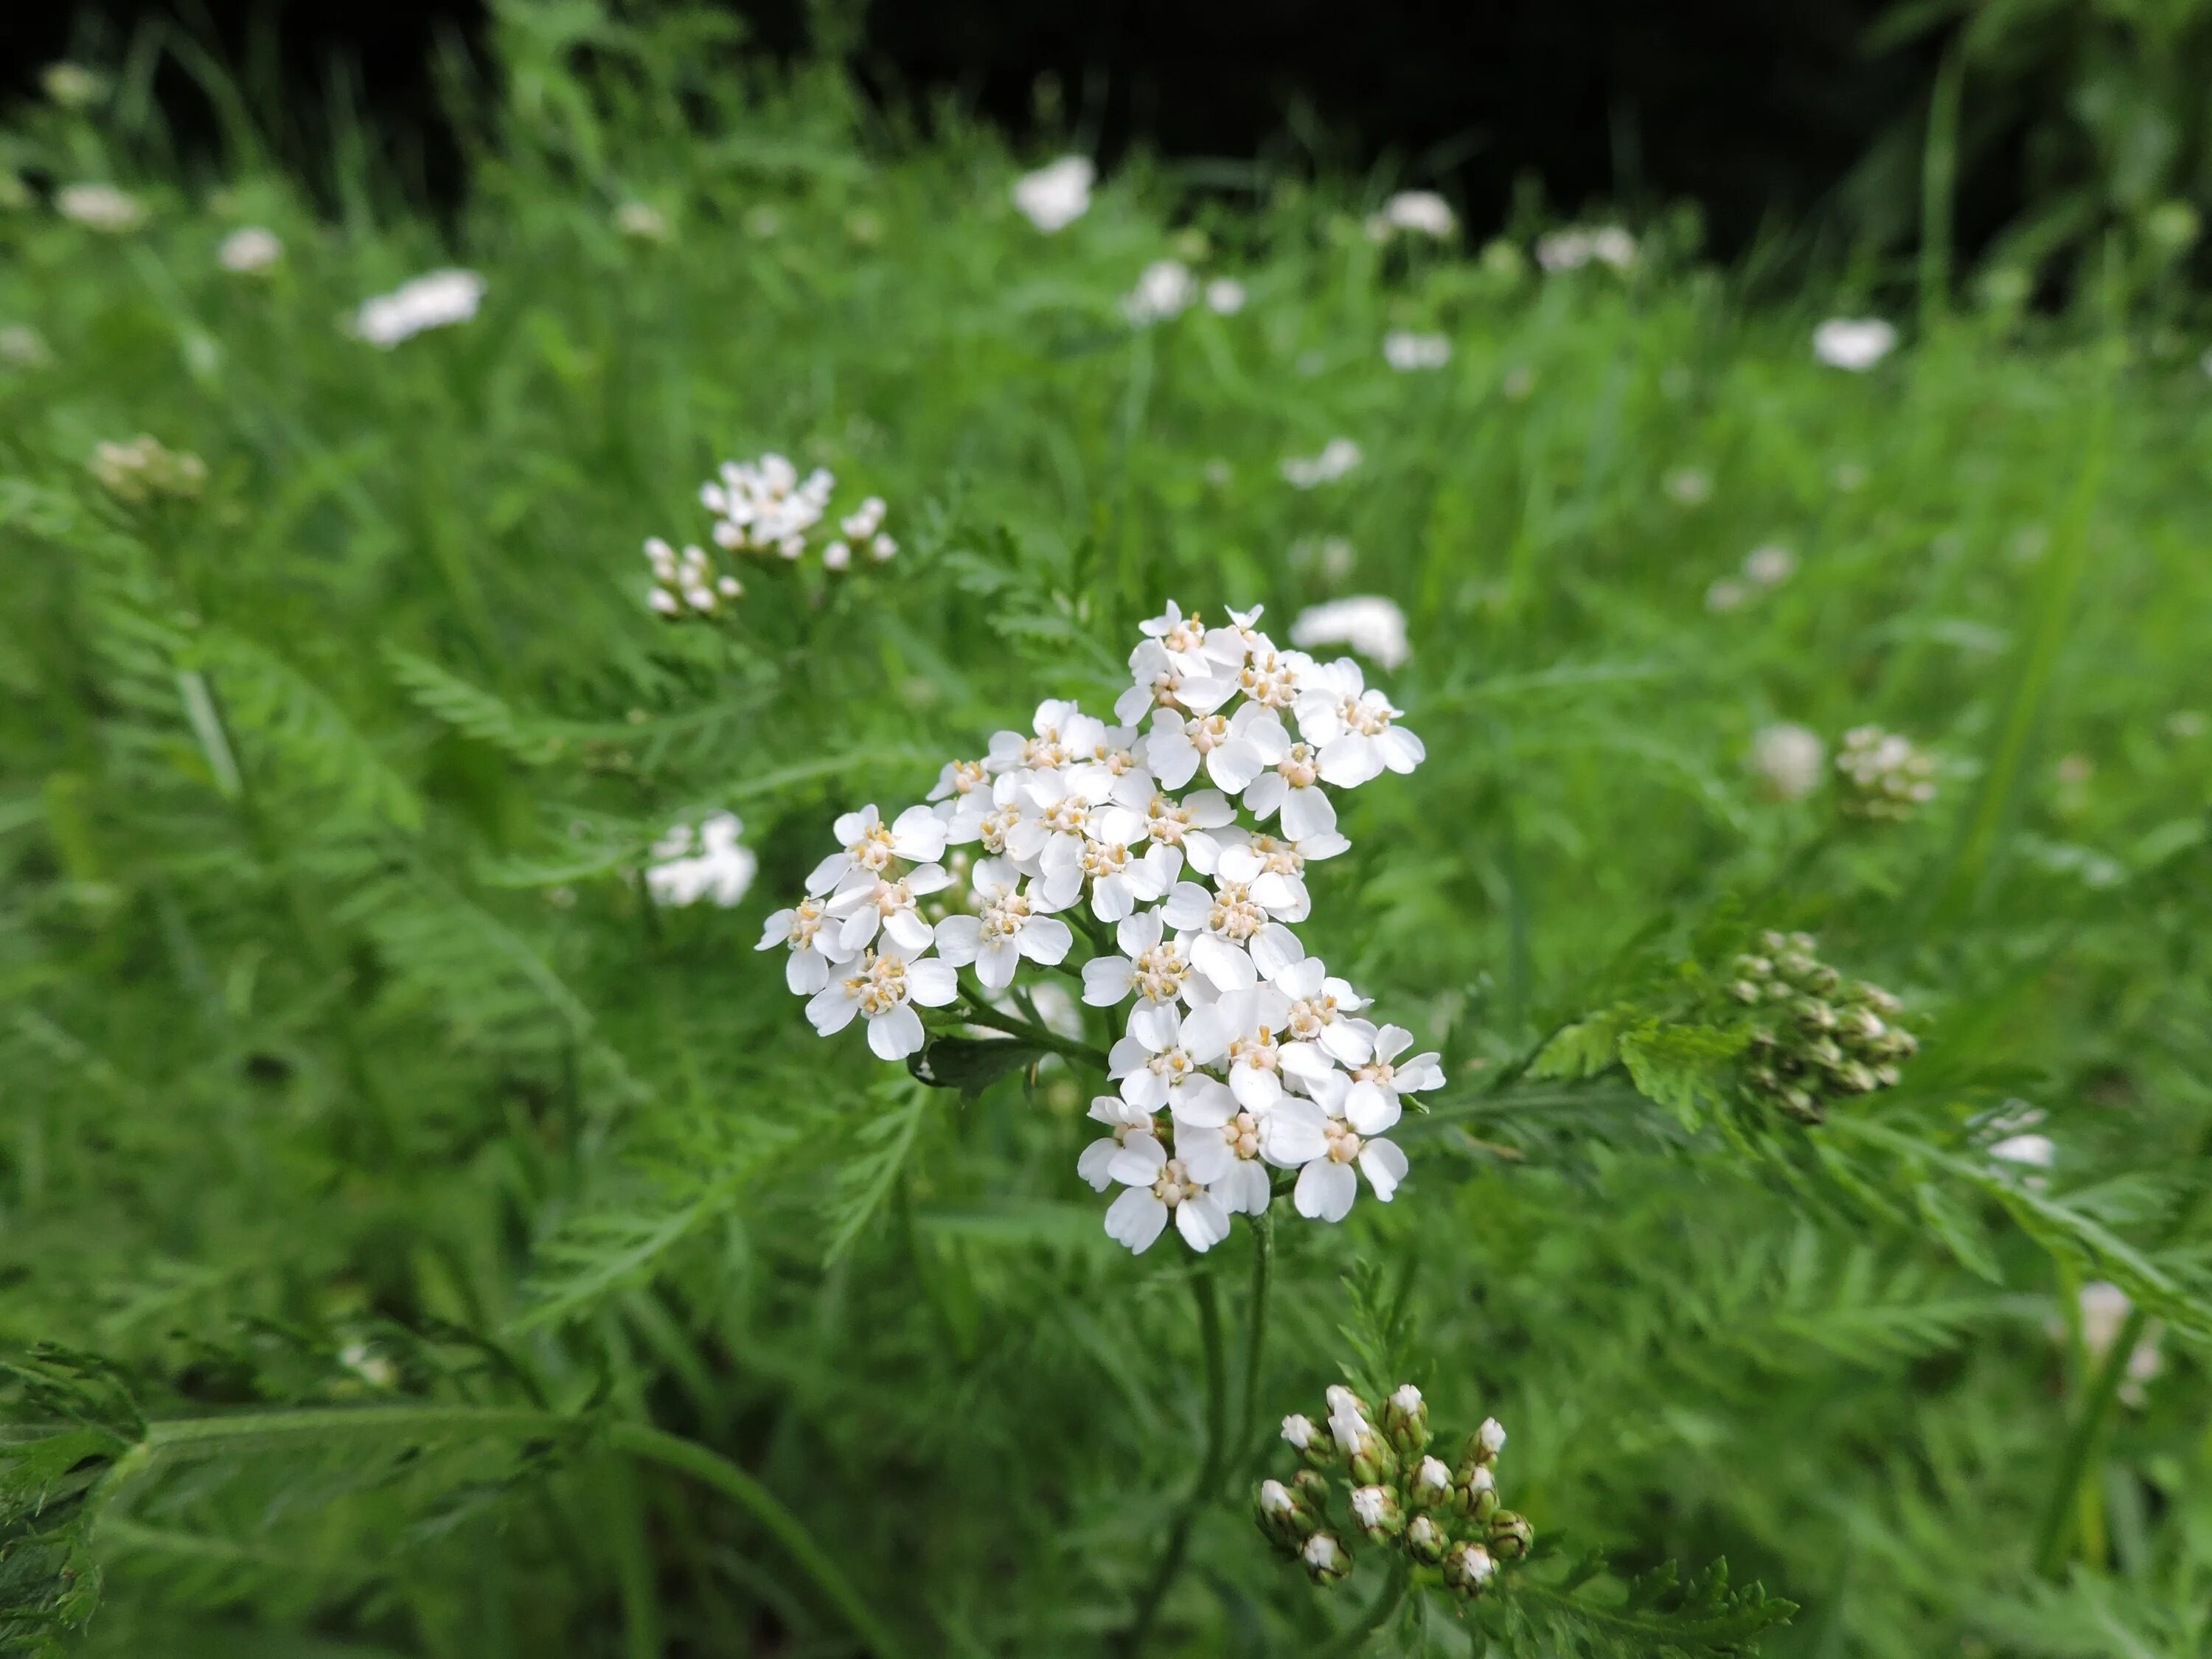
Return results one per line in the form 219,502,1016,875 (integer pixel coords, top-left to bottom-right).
1012,155,1095,233
55,183,146,234
646,453,897,616
1535,223,1637,273
1813,316,1898,372
218,226,284,276
1280,437,1364,490
352,268,485,348
758,602,1441,1254
1382,330,1452,372
1364,189,1457,243
88,434,206,504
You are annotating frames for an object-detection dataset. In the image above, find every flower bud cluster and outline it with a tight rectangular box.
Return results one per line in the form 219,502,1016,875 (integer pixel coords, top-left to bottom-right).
755,602,1441,1253
1731,931,1916,1123
1261,1385,1531,1601
88,435,206,504
1835,724,1937,821
647,451,896,616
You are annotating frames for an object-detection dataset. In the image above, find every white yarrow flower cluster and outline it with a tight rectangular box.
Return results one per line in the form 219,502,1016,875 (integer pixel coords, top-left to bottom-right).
1281,437,1363,490
1013,156,1095,233
56,183,146,234
646,813,759,908
1536,224,1637,272
1382,330,1452,372
761,601,1441,1254
219,226,284,275
647,453,897,614
1124,259,1199,324
1289,597,1410,672
1813,317,1898,371
1365,190,1457,243
352,269,485,347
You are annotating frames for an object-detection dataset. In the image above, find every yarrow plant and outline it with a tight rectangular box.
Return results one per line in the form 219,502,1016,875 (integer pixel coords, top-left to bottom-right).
757,600,1439,1252
644,452,897,615
1262,1383,1531,1602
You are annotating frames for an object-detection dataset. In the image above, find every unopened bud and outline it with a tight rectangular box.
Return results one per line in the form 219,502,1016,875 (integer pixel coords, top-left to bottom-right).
1487,1509,1534,1559
1405,1512,1447,1564
1255,1477,1318,1551
1382,1382,1430,1454
1281,1413,1316,1452
1443,1540,1496,1597
1349,1483,1403,1540
1301,1531,1353,1585
1413,1455,1454,1506
1477,1416,1507,1458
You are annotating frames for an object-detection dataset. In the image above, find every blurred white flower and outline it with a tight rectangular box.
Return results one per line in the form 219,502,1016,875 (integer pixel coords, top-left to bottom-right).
1124,259,1197,324
615,201,671,242
1280,437,1363,490
1204,277,1248,315
1813,318,1897,371
56,184,145,234
1989,1133,2056,1168
1666,467,1713,507
1749,723,1825,801
701,453,835,558
646,813,758,908
89,435,206,504
219,226,283,275
1705,580,1747,613
1537,225,1636,271
2070,1281,2163,1405
1837,725,1938,820
1365,190,1456,241
1743,543,1796,587
1012,155,1094,233
353,268,484,347
1289,596,1410,671
1382,330,1452,372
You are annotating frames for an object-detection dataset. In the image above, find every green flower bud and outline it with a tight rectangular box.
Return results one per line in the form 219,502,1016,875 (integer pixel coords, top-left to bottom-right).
1382,1383,1430,1455
1256,1478,1318,1551
1442,1539,1497,1598
1350,1483,1404,1540
1487,1509,1534,1559
1405,1512,1448,1564
1301,1531,1353,1585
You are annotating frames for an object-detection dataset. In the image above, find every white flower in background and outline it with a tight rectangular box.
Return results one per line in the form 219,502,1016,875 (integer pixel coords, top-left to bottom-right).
1382,330,1452,372
644,536,740,616
1205,277,1247,315
2071,1281,2163,1407
1813,317,1897,371
933,857,1073,990
1280,437,1363,490
805,942,959,1061
1289,597,1410,671
1664,467,1713,507
1750,723,1826,802
615,201,672,242
1537,225,1637,272
701,453,836,558
1077,1094,1158,1192
1366,189,1456,241
1162,876,1306,988
1836,725,1938,820
1743,543,1796,588
88,435,206,504
645,813,757,908
1990,1133,2056,1168
1124,259,1198,324
1705,579,1747,613
821,494,896,568
756,896,849,994
0,325,52,369
1293,658,1425,786
1103,1132,1234,1253
1012,155,1094,233
57,184,146,234
219,226,283,275
353,268,484,347
805,803,949,895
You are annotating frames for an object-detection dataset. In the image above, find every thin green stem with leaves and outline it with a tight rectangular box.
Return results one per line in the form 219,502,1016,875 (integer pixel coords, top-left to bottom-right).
1313,1557,1412,1658
1118,1269,1228,1654
951,996,1112,1071
1235,1207,1276,1474
89,1405,908,1659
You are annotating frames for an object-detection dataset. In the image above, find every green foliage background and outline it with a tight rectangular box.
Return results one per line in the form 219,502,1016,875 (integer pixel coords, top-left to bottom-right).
2,6,2210,1655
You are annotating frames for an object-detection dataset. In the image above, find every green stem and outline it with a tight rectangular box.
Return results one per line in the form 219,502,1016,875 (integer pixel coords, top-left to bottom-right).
1235,1208,1276,1474
96,1405,906,1659
1118,1271,1228,1654
2029,1119,2212,1576
954,998,1111,1071
1313,1557,1411,1658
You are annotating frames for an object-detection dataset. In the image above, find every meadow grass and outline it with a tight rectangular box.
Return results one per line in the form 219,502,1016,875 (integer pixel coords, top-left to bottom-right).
3,9,2211,1657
